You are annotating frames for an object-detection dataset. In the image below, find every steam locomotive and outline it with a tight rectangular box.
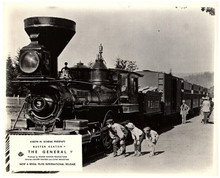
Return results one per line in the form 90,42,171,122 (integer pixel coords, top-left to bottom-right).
8,17,208,152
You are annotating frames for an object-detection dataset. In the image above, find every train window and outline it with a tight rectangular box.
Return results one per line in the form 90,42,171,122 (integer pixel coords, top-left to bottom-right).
147,100,154,108
121,74,128,93
112,73,118,81
130,77,134,94
133,78,138,94
129,77,138,94
156,101,159,108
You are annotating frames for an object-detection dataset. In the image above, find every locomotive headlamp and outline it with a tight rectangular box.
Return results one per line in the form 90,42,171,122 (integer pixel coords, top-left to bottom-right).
19,51,40,73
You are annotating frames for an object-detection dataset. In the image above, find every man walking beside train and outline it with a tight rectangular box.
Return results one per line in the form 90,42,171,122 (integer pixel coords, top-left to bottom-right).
106,119,128,157
180,100,190,124
201,96,210,124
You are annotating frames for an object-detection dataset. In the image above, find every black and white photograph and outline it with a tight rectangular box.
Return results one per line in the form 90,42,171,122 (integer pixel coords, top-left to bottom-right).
2,0,218,176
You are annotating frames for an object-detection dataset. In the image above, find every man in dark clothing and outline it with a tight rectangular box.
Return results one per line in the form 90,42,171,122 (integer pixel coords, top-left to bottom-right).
207,97,214,121
106,119,128,157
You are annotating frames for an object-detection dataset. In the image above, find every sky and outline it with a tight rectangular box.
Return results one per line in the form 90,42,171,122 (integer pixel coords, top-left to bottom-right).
2,1,217,74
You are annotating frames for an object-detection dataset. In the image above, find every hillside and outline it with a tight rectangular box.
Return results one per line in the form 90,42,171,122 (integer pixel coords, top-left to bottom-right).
175,72,214,89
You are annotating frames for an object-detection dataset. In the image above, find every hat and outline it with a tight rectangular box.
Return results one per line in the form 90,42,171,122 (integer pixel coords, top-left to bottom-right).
144,127,151,132
204,96,209,100
126,122,135,129
106,119,114,125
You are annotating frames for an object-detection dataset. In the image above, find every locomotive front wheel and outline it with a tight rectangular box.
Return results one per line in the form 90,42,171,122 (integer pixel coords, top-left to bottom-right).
100,110,114,150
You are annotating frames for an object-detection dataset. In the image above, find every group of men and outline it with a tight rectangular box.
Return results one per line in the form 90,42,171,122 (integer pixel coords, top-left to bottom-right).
106,119,159,157
180,97,214,125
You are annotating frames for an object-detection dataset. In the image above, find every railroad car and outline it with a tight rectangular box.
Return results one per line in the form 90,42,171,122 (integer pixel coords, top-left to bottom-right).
137,70,182,117
137,70,208,122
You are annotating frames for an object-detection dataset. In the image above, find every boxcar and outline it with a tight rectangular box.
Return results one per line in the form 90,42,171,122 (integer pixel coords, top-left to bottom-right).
137,70,182,117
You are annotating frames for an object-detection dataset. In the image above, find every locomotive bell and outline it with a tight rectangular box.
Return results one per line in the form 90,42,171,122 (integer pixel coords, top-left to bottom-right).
91,44,109,84
18,17,76,79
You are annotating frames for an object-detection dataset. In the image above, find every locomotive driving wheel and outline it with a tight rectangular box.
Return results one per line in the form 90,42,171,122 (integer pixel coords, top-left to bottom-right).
100,110,114,150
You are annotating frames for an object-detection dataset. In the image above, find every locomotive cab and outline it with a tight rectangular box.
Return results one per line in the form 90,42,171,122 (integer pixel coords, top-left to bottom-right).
109,69,142,113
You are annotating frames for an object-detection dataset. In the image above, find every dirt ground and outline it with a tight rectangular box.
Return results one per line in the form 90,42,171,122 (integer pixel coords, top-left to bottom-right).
82,113,217,176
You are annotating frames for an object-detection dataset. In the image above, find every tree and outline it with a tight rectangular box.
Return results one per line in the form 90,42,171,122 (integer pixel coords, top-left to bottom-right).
115,57,138,72
183,72,214,89
6,55,16,96
6,50,28,97
201,7,215,16
87,61,94,68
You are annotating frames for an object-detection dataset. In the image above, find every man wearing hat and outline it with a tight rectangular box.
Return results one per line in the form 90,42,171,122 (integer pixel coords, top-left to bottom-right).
126,122,145,156
143,127,159,157
106,119,128,157
201,96,210,124
180,100,190,124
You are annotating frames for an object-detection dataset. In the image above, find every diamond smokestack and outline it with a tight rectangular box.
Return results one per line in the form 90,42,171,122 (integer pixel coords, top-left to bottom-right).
24,16,76,58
